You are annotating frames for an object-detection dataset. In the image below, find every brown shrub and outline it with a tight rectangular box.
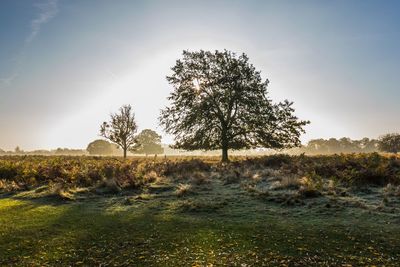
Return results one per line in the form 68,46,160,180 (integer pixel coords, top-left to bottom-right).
191,171,210,185
383,183,400,197
143,171,162,184
175,183,193,197
274,176,301,190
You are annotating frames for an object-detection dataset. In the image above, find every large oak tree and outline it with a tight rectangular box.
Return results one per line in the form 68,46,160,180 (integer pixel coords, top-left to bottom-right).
160,50,309,162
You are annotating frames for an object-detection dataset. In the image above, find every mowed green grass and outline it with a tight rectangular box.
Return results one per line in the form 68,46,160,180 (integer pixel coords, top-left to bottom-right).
0,192,399,267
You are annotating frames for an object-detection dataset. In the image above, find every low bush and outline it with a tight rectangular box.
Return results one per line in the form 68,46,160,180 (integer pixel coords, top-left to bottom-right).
164,159,211,176
190,171,210,185
175,183,193,197
276,176,301,190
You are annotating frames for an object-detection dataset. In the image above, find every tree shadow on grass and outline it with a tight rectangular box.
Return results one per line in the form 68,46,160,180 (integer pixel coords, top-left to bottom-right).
0,196,400,266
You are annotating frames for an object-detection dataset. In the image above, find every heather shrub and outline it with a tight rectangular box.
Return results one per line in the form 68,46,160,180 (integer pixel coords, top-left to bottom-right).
175,183,193,197
190,171,209,185
276,175,301,190
143,171,161,184
0,154,399,195
298,172,323,198
243,154,292,169
383,183,400,197
0,161,19,180
164,159,211,177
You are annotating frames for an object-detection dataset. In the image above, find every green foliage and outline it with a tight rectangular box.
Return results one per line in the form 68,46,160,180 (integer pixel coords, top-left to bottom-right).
1,184,400,266
160,50,309,161
379,133,400,154
133,129,164,155
301,137,379,154
87,139,118,155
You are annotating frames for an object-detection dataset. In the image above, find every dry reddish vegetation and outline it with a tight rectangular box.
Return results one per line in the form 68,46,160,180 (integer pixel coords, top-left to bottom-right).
0,153,399,192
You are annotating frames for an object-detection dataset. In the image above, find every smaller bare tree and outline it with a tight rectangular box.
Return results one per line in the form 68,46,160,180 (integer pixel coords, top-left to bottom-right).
100,105,138,158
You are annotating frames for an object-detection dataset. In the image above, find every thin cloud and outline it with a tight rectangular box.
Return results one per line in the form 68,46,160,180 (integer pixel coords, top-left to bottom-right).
0,73,19,86
0,0,59,87
26,0,59,44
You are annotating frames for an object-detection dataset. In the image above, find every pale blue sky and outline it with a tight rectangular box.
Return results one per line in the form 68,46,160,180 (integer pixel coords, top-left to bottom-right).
0,0,399,150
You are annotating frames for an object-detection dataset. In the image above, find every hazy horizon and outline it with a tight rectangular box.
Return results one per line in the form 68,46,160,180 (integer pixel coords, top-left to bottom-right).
1,0,400,151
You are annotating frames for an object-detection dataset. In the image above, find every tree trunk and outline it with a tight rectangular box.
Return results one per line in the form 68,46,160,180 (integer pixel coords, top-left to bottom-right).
123,148,127,159
221,130,229,162
221,145,229,163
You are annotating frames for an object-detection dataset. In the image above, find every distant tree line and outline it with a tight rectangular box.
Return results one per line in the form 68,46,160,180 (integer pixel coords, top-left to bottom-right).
300,137,380,154
294,134,400,155
1,133,399,156
134,129,164,155
99,105,164,158
0,147,88,156
87,128,164,157
378,133,400,154
0,130,164,157
86,140,120,156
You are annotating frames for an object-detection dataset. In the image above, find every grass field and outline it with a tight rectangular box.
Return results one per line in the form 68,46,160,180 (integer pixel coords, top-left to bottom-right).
1,155,400,266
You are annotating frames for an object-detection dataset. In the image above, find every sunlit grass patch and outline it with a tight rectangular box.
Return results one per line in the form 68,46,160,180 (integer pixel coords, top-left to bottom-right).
0,194,399,266
178,199,228,213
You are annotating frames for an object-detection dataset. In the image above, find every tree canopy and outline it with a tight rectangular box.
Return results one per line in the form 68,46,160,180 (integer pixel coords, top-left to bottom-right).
378,133,400,154
302,137,379,154
87,139,119,156
160,50,309,162
100,105,138,158
133,129,164,155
